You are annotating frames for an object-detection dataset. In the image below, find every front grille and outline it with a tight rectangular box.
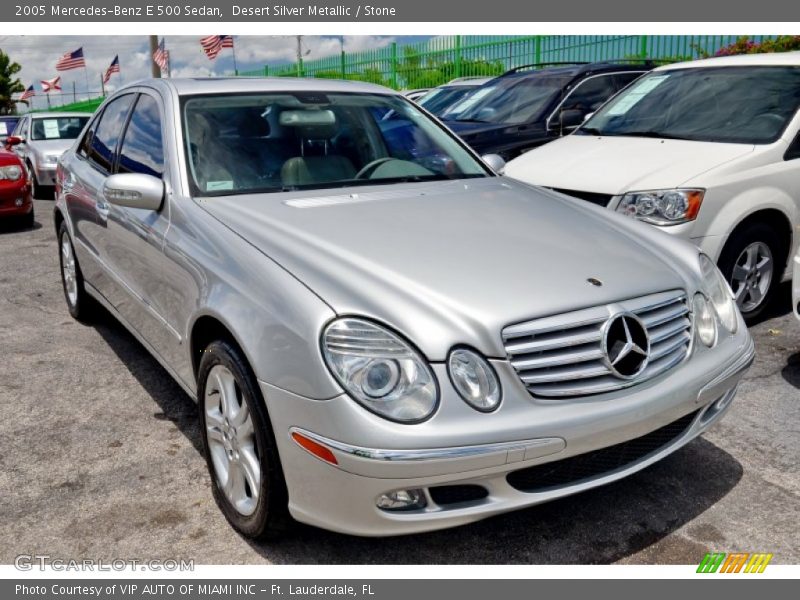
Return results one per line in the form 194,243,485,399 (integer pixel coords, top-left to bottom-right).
549,187,614,207
429,485,488,506
506,410,698,493
503,290,691,398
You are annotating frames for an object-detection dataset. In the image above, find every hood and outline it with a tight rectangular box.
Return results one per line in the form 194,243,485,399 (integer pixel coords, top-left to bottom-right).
504,135,756,194
30,138,74,155
445,120,546,140
200,177,699,359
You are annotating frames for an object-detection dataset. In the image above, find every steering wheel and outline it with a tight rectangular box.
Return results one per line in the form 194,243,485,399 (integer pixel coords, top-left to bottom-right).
354,157,397,179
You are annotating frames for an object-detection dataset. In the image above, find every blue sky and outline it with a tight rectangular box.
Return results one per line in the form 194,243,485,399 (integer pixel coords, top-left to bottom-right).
0,35,432,110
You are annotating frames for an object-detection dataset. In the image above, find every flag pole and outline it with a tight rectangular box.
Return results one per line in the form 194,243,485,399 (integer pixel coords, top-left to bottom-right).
231,38,238,75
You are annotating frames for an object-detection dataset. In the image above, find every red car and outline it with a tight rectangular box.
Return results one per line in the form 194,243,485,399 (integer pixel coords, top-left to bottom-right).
0,148,33,228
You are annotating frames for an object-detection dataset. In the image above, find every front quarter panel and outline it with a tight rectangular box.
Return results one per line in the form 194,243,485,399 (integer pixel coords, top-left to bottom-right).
163,195,342,400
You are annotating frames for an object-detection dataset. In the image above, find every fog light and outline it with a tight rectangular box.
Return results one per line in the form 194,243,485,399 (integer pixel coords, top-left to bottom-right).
376,488,427,511
15,197,23,206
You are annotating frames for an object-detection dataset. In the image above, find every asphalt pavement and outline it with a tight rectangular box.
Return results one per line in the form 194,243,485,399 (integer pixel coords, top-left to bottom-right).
1,199,798,564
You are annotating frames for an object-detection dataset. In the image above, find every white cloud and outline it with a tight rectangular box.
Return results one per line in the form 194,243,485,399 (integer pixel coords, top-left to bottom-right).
0,35,399,110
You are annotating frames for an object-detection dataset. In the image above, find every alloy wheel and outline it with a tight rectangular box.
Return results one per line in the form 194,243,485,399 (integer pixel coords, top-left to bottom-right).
730,241,773,314
61,236,78,307
204,364,261,516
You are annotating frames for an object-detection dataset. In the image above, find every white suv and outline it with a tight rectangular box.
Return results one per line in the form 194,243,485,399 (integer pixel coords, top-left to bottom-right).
505,52,800,321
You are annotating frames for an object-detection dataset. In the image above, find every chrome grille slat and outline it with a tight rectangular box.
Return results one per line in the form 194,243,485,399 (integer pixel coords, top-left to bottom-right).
510,347,605,370
504,290,692,399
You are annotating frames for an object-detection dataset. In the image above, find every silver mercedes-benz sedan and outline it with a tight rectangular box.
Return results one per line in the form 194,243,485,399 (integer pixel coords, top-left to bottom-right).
54,78,754,539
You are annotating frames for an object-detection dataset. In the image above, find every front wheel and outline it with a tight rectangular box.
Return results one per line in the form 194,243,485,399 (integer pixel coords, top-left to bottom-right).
198,340,290,539
717,222,785,322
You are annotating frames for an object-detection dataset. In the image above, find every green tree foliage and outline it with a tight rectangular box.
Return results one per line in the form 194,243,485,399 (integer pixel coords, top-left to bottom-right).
0,49,25,115
696,35,800,58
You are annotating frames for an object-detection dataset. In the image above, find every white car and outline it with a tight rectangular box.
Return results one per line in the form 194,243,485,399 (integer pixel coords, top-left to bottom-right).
505,52,800,321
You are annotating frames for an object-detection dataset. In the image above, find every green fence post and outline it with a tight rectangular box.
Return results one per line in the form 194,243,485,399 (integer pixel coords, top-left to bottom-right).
340,50,346,79
640,35,648,59
264,65,269,77
534,35,542,66
390,42,398,89
454,35,462,78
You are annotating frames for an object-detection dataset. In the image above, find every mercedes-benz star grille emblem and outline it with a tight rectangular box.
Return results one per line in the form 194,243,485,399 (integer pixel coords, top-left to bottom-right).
602,312,650,380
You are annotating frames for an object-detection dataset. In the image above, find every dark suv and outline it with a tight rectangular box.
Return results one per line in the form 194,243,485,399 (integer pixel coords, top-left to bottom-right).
442,61,654,161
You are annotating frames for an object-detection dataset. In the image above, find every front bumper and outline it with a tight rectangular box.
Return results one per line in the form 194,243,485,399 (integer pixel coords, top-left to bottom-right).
34,164,57,186
263,325,754,537
0,180,32,217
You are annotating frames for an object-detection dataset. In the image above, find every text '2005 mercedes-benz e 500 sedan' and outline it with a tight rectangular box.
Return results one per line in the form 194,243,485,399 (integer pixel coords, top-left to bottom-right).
54,78,754,538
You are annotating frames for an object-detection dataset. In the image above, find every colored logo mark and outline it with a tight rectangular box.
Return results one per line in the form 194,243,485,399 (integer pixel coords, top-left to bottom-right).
697,552,773,573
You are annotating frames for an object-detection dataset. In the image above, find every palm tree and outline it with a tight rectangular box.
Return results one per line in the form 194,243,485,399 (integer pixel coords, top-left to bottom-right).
0,49,25,115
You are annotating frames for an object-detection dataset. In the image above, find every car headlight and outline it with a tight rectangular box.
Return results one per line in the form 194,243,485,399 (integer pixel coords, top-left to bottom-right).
693,293,718,348
322,318,438,423
699,254,738,334
0,165,22,180
44,153,61,164
447,348,501,412
617,189,704,226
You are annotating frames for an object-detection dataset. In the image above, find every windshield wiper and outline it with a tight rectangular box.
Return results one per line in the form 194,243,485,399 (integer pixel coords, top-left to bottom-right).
454,117,490,123
617,130,688,140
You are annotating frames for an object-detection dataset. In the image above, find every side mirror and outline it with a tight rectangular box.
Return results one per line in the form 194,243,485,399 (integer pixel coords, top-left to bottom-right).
481,153,506,173
103,173,164,211
559,109,586,131
6,135,24,146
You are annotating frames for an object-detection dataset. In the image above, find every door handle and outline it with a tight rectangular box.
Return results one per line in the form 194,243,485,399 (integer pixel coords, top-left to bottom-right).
96,199,110,220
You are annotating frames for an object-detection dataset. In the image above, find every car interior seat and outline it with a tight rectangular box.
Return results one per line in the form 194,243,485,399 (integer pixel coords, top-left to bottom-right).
280,118,357,188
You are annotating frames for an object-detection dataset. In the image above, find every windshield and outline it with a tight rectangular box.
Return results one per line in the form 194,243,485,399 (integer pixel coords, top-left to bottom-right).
183,92,489,196
442,75,569,124
418,86,481,117
581,66,800,144
30,116,89,141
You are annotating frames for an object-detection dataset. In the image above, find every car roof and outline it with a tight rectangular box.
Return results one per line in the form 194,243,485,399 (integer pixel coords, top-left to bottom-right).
131,77,399,97
442,77,493,87
29,112,92,118
500,61,652,81
655,51,800,71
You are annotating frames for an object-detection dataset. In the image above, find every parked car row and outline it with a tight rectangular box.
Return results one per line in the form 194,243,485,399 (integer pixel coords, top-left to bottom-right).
51,75,755,540
503,52,800,322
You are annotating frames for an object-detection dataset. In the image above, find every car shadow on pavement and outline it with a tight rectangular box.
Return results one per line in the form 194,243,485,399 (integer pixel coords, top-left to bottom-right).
0,219,42,234
90,304,202,454
781,352,800,389
87,299,744,565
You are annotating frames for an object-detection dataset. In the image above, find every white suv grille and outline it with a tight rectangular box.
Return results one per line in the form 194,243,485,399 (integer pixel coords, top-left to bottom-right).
502,290,692,398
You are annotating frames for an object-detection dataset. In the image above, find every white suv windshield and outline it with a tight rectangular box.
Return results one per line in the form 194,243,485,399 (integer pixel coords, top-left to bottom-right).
581,66,800,144
182,92,489,196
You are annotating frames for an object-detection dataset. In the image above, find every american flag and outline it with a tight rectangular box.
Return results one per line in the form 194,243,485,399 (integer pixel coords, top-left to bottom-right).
41,76,61,93
153,38,169,73
55,47,85,71
20,85,35,101
103,55,120,84
200,35,234,60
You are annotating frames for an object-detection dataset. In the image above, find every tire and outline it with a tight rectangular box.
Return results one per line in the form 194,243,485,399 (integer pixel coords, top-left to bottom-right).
198,340,290,540
28,163,40,199
717,221,787,323
58,222,93,321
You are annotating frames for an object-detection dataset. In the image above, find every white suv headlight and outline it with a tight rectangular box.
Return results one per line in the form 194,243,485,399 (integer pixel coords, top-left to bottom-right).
322,318,438,423
617,189,704,225
700,253,739,334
